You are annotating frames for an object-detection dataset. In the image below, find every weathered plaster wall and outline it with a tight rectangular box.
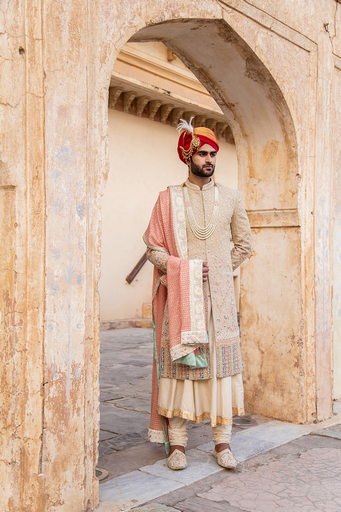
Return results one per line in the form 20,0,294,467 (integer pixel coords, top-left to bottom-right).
241,227,303,420
0,0,45,510
42,0,94,509
1,1,340,510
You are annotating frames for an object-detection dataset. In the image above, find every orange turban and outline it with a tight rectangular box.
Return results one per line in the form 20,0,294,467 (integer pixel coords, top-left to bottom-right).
177,125,219,164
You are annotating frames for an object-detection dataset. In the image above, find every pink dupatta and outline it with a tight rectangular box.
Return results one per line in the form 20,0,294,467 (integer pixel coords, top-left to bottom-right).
143,186,207,449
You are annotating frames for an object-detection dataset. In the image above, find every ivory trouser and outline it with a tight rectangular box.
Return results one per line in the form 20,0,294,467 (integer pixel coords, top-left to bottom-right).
168,416,232,447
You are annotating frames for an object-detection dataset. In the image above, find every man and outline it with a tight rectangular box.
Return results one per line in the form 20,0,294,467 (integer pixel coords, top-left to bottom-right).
143,119,251,470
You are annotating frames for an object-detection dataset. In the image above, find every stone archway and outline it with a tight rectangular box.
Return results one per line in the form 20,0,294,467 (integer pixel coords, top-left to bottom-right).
129,18,302,424
86,11,317,510
3,1,337,511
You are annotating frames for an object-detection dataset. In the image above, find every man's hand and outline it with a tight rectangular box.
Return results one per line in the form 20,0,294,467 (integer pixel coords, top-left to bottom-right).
203,262,209,282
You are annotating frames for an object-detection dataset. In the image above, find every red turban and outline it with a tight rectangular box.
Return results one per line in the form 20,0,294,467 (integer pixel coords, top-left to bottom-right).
177,126,219,164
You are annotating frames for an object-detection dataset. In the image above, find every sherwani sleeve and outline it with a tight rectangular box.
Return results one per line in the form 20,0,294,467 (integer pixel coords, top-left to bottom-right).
230,191,252,271
146,249,170,274
144,194,171,273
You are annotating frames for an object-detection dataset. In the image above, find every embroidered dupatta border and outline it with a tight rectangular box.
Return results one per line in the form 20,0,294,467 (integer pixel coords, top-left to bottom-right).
167,188,207,363
169,185,187,259
169,185,207,345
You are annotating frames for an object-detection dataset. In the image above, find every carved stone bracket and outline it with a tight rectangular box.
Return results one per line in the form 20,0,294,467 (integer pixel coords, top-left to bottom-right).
194,115,206,127
225,126,235,144
216,122,228,140
109,87,123,108
183,111,197,123
136,96,149,117
149,100,162,120
160,103,173,124
171,107,184,127
206,119,217,132
123,91,136,113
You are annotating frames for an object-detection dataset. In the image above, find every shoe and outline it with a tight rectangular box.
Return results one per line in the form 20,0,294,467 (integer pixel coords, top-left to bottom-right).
213,448,238,469
167,449,187,470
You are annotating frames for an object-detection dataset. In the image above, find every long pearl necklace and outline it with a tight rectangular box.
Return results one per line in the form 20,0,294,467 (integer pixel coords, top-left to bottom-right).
183,184,219,240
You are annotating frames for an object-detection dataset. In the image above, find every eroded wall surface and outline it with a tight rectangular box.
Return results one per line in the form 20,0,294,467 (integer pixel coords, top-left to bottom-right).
0,0,45,510
1,1,341,510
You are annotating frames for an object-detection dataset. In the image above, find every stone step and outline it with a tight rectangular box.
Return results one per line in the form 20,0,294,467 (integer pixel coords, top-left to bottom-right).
142,303,152,319
100,318,152,331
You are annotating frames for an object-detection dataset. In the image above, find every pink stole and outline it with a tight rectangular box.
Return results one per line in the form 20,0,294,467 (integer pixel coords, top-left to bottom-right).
144,187,207,448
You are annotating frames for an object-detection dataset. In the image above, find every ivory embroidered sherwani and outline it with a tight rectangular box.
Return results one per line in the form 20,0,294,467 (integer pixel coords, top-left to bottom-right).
144,178,252,445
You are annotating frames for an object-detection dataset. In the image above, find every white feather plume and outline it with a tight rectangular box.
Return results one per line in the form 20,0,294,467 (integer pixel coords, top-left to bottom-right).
177,116,195,134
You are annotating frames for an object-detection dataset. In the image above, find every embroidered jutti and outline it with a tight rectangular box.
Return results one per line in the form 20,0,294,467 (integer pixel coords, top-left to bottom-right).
144,178,252,446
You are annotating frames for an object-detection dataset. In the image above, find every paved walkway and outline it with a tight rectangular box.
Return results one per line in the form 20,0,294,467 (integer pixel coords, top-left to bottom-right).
199,446,341,511
98,328,264,479
97,328,341,512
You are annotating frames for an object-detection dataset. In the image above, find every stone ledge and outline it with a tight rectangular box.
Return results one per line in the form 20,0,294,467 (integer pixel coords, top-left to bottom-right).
247,209,300,228
100,319,153,331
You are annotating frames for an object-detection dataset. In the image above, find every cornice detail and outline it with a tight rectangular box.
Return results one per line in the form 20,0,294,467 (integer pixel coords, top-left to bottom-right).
109,78,235,144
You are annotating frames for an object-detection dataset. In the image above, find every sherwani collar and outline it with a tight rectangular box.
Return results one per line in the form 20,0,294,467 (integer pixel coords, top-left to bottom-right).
185,178,214,191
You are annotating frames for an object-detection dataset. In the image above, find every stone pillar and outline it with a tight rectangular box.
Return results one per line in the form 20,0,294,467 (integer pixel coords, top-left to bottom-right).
0,0,45,510
332,10,341,400
314,12,335,421
41,0,97,509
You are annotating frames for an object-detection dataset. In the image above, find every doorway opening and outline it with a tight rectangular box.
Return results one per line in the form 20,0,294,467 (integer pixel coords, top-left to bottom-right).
98,38,242,481
97,15,300,485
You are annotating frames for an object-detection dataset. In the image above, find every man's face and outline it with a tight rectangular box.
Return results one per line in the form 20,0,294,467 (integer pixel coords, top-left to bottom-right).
189,143,217,178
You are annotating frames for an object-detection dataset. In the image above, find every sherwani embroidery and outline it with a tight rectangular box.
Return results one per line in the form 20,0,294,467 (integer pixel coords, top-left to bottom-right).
144,179,251,443
146,180,251,380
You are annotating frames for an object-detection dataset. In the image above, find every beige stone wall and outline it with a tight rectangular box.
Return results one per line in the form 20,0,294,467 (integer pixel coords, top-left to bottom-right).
100,108,238,321
1,1,341,510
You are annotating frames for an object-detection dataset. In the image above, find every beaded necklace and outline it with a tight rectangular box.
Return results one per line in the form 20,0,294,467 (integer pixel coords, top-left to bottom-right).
183,183,219,240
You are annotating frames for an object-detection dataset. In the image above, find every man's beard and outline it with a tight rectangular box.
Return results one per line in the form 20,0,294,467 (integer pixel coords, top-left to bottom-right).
189,160,215,178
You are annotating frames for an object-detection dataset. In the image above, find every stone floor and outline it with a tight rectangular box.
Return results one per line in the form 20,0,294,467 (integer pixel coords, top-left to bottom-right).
199,444,341,511
98,328,267,480
141,432,341,512
99,328,158,478
97,328,341,512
